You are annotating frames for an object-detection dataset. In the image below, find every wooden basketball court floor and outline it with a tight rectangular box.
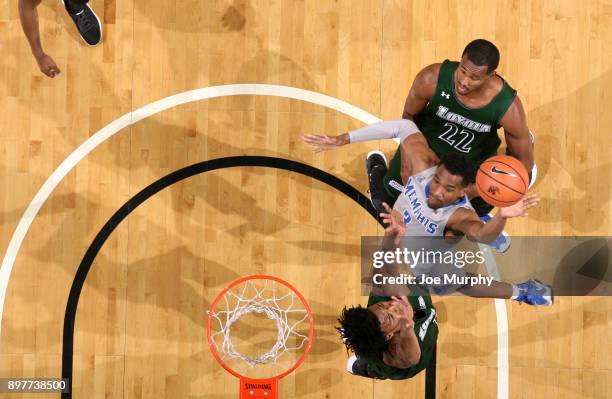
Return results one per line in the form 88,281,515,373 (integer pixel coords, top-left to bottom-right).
1,0,611,398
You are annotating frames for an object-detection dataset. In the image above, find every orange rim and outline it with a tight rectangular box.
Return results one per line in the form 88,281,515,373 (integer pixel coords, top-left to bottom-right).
207,275,315,381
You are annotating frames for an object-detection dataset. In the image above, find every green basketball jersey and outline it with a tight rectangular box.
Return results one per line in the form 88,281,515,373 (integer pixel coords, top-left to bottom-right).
382,60,516,198
416,59,516,163
363,294,438,380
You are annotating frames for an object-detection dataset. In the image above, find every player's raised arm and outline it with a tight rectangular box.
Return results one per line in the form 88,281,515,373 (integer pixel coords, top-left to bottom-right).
303,119,438,178
302,119,420,153
382,314,421,368
446,194,540,243
500,96,535,174
303,64,441,152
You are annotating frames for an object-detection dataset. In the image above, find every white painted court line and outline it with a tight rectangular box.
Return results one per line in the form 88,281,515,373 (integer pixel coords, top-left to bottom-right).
480,245,509,399
0,84,379,339
0,84,509,399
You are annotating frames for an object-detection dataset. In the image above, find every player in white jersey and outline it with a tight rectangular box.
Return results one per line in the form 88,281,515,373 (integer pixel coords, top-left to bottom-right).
381,150,547,301
305,119,552,305
305,119,535,243
394,163,473,237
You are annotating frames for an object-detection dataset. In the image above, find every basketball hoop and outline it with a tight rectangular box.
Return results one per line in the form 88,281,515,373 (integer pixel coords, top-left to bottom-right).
207,275,314,399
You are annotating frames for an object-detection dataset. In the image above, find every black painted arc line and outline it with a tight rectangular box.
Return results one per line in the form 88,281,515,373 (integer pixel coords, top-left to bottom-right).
61,155,436,399
425,342,437,399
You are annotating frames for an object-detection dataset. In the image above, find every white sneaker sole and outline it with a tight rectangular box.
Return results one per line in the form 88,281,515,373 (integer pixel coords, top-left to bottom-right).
346,355,358,374
535,280,554,306
366,150,388,168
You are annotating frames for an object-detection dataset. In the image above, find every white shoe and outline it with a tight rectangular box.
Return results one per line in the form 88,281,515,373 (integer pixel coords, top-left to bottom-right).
346,355,358,374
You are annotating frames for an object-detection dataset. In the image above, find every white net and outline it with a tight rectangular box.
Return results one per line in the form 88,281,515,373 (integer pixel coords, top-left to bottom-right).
208,278,311,374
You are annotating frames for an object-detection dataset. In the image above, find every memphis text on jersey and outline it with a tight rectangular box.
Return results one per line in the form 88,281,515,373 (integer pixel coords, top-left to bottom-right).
403,179,438,235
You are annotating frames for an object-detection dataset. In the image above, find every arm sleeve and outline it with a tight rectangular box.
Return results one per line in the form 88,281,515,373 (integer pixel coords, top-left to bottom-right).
348,119,420,144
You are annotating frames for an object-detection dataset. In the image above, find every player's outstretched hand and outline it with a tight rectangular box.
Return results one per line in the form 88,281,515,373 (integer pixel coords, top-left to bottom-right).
499,193,540,218
391,295,414,324
302,134,349,153
380,202,406,245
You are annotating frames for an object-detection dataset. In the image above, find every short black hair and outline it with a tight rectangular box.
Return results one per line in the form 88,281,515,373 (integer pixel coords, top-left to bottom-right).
439,153,477,186
462,39,500,73
337,306,387,359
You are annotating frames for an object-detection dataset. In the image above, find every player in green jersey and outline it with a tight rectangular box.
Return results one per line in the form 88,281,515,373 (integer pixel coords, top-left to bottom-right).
339,294,437,380
339,275,552,381
390,39,534,218
304,39,535,251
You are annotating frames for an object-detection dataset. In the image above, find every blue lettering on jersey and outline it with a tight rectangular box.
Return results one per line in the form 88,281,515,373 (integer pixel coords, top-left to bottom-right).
404,179,414,195
416,212,427,224
403,209,412,224
402,177,439,235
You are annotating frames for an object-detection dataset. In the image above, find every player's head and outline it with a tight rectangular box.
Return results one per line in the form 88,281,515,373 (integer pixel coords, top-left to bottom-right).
337,301,404,358
428,153,477,209
456,39,500,95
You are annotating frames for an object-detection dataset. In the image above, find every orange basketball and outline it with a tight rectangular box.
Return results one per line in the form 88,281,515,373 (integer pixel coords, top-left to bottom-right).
475,155,529,208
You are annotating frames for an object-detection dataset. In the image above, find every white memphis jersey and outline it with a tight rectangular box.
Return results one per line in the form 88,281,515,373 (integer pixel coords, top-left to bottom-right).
393,166,474,236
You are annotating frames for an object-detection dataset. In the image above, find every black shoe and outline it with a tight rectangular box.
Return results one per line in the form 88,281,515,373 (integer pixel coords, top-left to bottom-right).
365,150,389,213
62,0,103,46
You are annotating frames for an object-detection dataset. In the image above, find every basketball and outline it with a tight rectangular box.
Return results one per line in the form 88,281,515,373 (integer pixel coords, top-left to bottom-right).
475,155,529,208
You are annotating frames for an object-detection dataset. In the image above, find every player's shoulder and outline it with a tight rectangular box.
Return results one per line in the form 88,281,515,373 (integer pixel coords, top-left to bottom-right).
500,93,527,124
415,63,442,86
510,94,525,110
411,63,442,100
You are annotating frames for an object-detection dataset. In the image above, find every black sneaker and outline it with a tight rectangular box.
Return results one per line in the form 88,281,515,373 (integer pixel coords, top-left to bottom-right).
62,0,103,46
365,150,389,213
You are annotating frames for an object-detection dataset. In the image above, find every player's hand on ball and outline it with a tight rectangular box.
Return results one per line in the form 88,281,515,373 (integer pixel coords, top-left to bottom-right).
380,202,406,245
302,134,348,153
499,193,540,218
